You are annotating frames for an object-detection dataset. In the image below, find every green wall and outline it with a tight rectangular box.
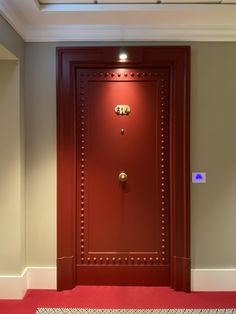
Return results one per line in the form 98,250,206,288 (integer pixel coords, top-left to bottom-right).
0,15,25,274
25,41,236,269
1,12,236,273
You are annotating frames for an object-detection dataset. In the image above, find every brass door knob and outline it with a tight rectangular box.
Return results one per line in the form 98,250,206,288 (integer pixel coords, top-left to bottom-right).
119,171,128,182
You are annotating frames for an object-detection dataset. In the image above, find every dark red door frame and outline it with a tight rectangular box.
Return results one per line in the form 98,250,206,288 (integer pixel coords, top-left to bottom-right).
57,46,190,292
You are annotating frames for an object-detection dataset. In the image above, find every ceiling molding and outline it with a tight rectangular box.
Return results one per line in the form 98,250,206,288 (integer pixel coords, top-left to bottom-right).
39,3,163,11
2,0,236,42
25,24,236,42
0,1,26,39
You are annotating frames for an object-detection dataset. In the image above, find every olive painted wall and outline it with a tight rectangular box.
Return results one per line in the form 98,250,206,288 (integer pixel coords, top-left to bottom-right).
1,13,236,274
25,41,236,269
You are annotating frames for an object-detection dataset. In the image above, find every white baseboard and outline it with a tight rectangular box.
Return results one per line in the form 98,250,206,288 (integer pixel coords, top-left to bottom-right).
191,269,236,291
26,267,56,290
1,268,236,299
0,268,27,299
0,266,56,299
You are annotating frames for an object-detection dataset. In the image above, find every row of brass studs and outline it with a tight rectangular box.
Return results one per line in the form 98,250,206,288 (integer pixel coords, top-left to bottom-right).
79,70,167,79
79,71,169,264
80,256,164,264
159,76,169,263
80,79,85,258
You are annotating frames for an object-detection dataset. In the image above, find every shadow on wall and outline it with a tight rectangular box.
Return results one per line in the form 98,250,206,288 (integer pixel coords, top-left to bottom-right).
0,44,24,278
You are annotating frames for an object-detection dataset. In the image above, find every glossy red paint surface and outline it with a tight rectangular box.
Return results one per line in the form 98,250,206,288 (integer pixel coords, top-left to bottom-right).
76,68,170,285
57,46,190,291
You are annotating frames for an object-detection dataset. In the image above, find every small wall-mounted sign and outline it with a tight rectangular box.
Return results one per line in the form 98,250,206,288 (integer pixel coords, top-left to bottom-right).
192,172,206,183
115,104,131,116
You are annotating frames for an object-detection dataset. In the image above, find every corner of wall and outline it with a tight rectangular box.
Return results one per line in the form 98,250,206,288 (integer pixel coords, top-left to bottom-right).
0,269,27,299
0,267,56,299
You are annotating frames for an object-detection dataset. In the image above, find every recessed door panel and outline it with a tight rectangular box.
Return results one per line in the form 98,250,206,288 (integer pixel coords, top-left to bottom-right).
76,68,170,285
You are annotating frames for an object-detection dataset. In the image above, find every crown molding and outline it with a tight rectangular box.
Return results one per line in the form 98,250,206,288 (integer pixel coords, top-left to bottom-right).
25,24,236,42
2,1,236,42
0,1,26,40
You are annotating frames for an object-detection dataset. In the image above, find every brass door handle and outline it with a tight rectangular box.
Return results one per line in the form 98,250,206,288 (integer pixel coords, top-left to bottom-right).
119,171,128,182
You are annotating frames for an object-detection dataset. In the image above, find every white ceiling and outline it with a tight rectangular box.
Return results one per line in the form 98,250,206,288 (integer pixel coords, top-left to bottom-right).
1,0,236,42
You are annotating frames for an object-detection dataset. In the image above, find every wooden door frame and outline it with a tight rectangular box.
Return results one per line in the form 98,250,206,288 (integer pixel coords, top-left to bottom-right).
57,46,190,292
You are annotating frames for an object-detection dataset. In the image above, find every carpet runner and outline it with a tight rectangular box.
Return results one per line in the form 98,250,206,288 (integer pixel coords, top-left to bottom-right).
36,309,236,314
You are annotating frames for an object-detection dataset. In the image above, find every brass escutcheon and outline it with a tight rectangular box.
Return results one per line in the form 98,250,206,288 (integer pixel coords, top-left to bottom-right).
119,171,128,182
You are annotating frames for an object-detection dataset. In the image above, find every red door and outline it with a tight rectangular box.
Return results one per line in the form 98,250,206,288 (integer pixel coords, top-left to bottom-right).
76,67,170,285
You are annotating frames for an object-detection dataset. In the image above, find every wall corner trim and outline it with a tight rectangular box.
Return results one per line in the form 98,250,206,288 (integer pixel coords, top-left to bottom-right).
191,268,236,291
0,267,56,299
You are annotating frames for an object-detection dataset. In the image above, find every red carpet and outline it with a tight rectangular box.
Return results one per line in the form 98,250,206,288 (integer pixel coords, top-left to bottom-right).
0,286,236,314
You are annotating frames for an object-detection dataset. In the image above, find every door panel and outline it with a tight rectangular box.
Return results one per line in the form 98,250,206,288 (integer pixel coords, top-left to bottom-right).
76,68,170,285
57,46,190,291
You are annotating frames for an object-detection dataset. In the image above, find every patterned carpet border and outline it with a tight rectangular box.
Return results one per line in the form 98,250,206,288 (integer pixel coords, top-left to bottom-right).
36,309,236,314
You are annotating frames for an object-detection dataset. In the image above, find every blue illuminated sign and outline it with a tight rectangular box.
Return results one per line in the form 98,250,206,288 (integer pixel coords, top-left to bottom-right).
192,172,206,183
195,173,203,180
